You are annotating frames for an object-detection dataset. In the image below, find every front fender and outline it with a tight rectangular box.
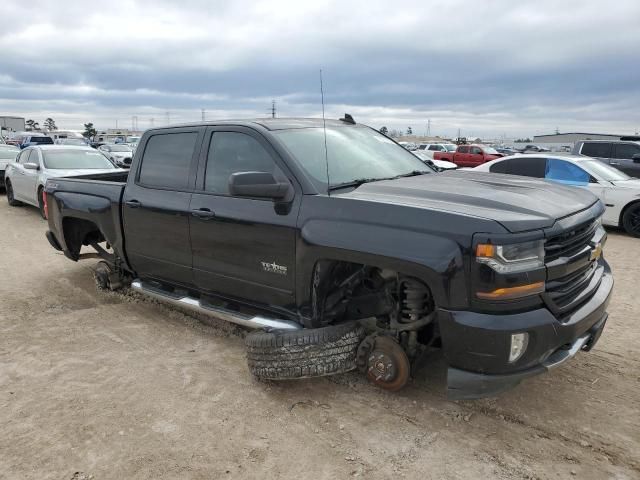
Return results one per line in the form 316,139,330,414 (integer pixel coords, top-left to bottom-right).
296,219,469,312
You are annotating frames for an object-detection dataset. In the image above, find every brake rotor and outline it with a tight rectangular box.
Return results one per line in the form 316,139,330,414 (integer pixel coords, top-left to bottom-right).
365,336,410,391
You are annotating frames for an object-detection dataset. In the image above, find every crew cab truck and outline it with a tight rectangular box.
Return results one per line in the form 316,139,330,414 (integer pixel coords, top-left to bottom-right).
434,144,503,167
44,117,613,399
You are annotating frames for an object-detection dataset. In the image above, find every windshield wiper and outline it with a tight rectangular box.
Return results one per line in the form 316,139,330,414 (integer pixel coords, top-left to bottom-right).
328,171,432,192
328,178,385,191
391,170,432,179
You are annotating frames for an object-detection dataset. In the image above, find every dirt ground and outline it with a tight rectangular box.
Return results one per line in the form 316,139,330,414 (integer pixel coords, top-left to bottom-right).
0,199,638,480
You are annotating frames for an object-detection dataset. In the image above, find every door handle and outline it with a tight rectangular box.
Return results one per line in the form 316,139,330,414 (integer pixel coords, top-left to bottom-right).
125,199,141,208
191,208,215,219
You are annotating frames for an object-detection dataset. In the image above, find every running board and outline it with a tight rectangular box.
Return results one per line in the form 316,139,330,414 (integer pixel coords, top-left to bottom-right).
130,279,302,331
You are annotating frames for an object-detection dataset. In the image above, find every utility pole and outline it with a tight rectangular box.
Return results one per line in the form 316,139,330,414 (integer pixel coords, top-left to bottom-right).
116,119,118,129
201,109,205,121
426,119,431,137
150,117,155,128
271,100,276,119
166,111,171,125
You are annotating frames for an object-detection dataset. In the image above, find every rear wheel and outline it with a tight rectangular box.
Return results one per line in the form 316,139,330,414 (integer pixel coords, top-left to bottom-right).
6,180,22,206
622,203,640,237
37,187,46,219
245,322,366,380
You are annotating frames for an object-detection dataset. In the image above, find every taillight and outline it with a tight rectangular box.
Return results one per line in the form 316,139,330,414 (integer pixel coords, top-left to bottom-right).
43,190,49,219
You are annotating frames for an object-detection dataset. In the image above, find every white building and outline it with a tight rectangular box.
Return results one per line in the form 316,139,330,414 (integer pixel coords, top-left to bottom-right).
0,116,26,134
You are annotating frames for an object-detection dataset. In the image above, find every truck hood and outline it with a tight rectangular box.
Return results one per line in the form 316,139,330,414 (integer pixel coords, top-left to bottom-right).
341,171,600,232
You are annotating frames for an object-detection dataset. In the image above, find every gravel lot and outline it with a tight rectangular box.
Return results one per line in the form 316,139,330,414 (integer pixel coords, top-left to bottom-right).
1,198,639,480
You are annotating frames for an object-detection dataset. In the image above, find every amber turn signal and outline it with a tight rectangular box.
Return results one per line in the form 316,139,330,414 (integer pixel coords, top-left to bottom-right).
476,281,545,300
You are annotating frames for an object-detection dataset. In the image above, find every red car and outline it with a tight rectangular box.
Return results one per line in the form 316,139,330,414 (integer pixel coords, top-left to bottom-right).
434,144,502,167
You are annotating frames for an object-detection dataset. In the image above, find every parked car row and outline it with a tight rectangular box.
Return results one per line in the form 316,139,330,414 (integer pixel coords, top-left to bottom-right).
473,154,640,237
4,145,124,218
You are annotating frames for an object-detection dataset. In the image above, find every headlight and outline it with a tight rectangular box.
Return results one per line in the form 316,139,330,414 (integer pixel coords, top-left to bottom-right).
475,240,545,300
476,240,545,274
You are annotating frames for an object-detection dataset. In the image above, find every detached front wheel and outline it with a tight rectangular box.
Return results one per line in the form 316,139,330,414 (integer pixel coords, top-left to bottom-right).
245,322,366,380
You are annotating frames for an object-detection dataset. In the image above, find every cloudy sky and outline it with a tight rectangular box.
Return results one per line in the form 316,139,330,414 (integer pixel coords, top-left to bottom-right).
1,0,639,138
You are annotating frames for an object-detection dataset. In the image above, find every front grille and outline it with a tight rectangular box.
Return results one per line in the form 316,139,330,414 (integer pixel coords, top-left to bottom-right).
544,220,598,262
124,157,132,165
543,219,603,318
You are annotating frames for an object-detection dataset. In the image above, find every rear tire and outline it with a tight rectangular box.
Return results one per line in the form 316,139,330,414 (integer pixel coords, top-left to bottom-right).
38,187,46,219
622,202,640,238
5,180,22,206
245,322,366,380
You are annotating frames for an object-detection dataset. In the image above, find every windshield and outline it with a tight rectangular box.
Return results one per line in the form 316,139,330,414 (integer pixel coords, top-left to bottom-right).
444,144,457,151
273,126,432,189
110,145,132,152
483,147,499,154
582,160,631,181
43,149,116,169
29,137,53,144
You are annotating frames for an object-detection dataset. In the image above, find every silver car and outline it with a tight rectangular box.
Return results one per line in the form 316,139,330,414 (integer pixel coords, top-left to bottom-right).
5,145,122,218
98,144,134,168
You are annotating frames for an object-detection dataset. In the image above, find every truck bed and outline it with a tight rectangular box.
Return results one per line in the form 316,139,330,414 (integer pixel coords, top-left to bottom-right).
44,172,129,262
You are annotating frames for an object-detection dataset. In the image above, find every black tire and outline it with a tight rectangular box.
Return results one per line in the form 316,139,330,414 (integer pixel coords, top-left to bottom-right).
5,180,22,206
37,187,46,219
622,202,640,238
245,322,366,380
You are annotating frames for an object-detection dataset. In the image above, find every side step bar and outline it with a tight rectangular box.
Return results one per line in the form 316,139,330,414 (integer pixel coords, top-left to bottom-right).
130,279,302,331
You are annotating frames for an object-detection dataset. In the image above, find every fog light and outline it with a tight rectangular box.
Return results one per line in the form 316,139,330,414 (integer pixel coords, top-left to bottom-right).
509,333,529,363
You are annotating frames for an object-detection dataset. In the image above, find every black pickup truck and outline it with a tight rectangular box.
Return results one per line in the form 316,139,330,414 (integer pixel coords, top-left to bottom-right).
44,117,613,399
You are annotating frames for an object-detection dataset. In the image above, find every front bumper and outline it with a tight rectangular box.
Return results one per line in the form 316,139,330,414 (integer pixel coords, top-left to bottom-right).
439,264,613,400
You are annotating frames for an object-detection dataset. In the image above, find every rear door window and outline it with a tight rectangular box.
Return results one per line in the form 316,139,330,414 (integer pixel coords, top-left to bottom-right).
458,146,469,153
545,159,590,185
489,160,509,174
493,157,547,177
581,142,611,158
612,143,640,159
138,132,199,190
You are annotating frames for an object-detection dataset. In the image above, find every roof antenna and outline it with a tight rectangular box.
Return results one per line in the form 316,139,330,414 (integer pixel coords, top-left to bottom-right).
320,68,330,196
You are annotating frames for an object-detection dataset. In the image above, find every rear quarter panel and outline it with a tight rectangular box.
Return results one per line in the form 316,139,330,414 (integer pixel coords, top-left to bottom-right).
45,178,127,263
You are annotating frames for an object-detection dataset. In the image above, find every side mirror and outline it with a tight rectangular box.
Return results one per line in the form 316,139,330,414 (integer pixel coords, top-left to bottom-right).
632,154,640,163
229,171,290,199
24,162,39,170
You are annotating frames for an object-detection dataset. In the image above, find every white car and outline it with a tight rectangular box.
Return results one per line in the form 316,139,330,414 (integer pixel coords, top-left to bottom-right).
474,154,640,237
98,144,134,168
412,150,457,171
416,143,457,159
5,145,123,218
0,144,20,190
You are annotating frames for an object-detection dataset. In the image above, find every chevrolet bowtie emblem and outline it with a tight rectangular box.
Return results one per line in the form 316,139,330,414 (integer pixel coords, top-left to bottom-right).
590,243,603,261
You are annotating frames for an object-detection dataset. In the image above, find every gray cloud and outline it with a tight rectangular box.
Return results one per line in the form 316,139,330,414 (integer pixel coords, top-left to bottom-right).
1,0,639,137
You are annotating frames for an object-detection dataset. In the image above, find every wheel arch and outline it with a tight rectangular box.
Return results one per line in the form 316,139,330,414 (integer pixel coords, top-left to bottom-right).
295,222,469,321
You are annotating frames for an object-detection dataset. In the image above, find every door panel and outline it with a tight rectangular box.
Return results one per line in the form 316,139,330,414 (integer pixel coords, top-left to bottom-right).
12,150,36,203
23,149,40,205
190,127,299,307
122,128,204,286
